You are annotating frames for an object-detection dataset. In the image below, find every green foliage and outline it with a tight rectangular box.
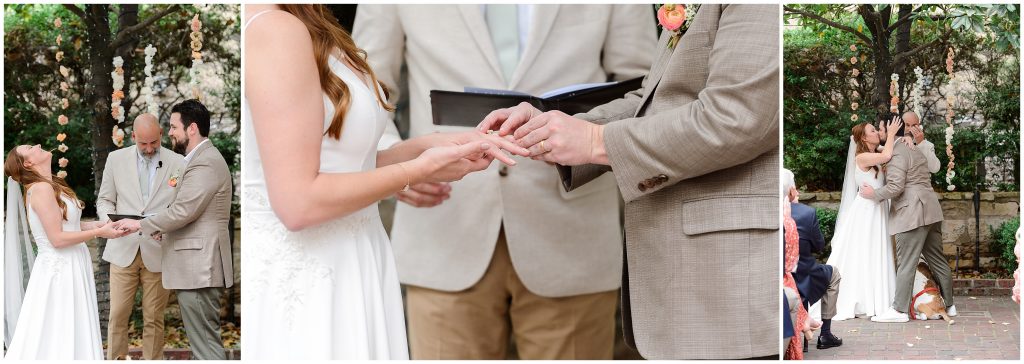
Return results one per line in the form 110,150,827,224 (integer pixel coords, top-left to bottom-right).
4,4,240,216
988,216,1019,273
814,207,838,262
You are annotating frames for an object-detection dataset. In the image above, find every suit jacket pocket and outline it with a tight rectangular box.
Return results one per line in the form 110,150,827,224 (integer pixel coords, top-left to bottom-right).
558,172,616,200
680,195,779,235
172,238,204,251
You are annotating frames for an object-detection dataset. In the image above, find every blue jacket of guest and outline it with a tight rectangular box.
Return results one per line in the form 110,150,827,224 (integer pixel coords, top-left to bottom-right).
790,202,833,308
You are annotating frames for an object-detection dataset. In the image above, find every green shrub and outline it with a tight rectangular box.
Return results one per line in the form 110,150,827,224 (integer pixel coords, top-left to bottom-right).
814,207,839,262
989,216,1019,273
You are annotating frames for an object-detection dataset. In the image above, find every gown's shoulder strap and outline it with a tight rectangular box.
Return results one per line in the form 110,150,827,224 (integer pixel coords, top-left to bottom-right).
243,10,280,31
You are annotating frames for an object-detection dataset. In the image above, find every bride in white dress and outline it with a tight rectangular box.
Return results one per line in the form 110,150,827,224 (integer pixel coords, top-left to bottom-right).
820,118,910,322
4,144,127,359
242,4,529,359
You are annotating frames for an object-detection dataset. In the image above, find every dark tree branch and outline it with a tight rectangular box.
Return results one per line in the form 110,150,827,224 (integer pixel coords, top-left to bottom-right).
784,5,874,44
109,4,180,49
886,5,929,32
893,28,955,64
62,4,86,19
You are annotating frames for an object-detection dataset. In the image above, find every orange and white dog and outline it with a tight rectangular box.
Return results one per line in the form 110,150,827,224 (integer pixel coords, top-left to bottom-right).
910,262,954,324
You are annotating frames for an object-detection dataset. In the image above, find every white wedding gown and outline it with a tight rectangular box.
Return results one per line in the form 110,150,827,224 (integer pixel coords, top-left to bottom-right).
240,36,409,358
823,166,897,320
4,193,103,359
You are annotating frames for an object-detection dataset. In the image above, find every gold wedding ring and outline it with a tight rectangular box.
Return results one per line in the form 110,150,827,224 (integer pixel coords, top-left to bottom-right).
540,140,548,153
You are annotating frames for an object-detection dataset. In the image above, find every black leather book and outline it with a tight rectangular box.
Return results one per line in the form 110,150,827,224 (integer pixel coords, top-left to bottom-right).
430,76,644,127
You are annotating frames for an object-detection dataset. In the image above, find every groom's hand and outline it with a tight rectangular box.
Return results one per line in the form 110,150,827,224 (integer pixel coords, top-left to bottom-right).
396,182,451,208
859,183,876,199
476,102,542,136
114,219,142,234
514,111,608,166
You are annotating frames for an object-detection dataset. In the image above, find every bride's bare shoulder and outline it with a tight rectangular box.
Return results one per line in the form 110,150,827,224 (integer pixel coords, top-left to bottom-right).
245,11,311,49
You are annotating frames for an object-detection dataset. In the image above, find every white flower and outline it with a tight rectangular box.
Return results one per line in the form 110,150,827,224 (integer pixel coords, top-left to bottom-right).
891,73,899,82
144,44,157,57
112,56,123,67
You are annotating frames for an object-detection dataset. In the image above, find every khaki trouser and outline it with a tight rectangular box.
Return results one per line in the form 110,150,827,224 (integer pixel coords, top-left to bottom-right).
107,251,170,360
821,268,841,320
406,229,618,359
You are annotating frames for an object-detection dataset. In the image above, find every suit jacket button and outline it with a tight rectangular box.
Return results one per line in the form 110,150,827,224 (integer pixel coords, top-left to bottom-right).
499,165,508,177
657,174,669,182
638,183,648,192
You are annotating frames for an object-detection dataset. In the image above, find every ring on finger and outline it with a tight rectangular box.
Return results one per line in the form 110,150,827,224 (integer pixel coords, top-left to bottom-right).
540,140,549,153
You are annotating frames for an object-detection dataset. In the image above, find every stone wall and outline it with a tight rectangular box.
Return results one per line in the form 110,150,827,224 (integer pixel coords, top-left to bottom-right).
799,191,1020,270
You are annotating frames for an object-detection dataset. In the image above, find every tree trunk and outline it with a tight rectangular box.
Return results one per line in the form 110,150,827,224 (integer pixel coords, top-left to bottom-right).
860,5,895,117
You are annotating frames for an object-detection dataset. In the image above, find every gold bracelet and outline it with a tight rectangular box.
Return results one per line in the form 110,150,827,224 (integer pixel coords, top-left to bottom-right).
396,162,411,192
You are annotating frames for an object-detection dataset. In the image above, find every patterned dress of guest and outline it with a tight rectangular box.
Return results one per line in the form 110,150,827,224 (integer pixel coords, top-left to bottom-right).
783,202,808,360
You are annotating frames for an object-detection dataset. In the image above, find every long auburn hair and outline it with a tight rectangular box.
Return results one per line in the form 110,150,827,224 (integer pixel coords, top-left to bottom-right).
278,5,395,139
5,147,83,220
851,122,880,177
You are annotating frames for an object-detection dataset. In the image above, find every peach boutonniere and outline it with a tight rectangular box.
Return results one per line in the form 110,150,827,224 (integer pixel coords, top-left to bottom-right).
658,4,699,49
169,170,181,188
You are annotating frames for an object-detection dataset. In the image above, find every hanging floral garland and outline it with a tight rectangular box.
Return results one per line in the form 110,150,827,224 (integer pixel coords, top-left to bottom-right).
111,56,126,147
189,14,204,100
848,44,861,122
54,16,69,179
143,44,159,116
889,73,900,114
944,47,957,191
912,67,925,120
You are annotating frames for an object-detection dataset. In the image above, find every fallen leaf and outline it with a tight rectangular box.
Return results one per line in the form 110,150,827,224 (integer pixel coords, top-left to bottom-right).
969,296,977,300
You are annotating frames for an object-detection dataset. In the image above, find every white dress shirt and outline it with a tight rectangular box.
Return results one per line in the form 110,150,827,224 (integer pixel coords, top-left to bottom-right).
184,138,210,166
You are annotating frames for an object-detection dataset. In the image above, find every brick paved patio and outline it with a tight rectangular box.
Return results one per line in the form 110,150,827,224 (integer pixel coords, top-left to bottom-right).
803,296,1020,360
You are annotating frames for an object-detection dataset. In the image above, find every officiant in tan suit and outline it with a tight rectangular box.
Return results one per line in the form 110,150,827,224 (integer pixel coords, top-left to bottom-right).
478,4,780,359
117,100,234,360
353,4,655,359
97,113,184,360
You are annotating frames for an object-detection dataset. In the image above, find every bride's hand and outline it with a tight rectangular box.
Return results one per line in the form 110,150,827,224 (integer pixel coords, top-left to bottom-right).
96,221,129,239
408,142,501,184
886,116,902,140
427,131,530,165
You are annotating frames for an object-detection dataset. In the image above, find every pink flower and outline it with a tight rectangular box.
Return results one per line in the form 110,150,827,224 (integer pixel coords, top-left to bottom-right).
57,143,68,153
58,158,68,168
62,98,69,109
54,18,62,28
850,57,857,65
851,102,859,111
57,114,69,125
657,4,686,32
850,44,857,52
56,133,66,142
61,82,69,92
56,170,67,179
191,15,202,32
850,114,859,122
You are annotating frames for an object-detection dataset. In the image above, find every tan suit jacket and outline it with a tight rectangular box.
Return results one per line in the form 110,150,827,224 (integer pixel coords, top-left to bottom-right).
141,141,234,290
354,4,656,297
559,5,780,359
866,141,944,234
97,146,184,271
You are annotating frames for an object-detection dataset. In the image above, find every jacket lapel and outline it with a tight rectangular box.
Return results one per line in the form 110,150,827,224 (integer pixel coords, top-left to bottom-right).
458,5,504,83
508,5,560,90
634,6,710,117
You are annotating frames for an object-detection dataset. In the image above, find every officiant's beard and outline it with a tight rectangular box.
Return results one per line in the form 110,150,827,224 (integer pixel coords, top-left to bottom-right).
170,136,187,155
